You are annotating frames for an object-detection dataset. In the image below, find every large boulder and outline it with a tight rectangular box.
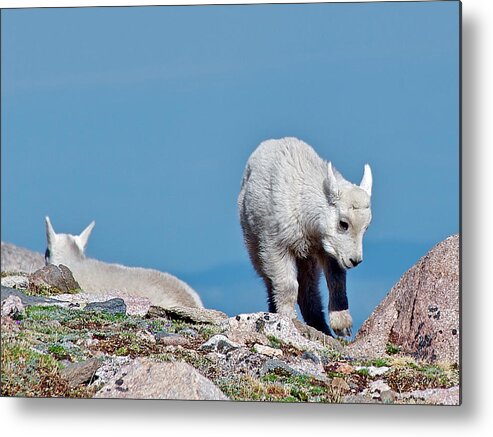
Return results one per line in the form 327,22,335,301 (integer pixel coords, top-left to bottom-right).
94,358,228,401
1,242,45,274
348,235,459,364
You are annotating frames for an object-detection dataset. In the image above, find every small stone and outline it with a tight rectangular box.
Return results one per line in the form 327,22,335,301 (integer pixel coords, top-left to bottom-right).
179,328,198,338
91,356,132,386
335,362,355,374
260,359,301,377
301,351,321,364
155,333,189,347
343,394,381,404
199,335,240,354
136,330,156,344
1,294,24,319
348,381,359,391
369,379,391,398
355,365,390,377
154,330,171,341
331,377,350,392
84,337,100,347
84,298,126,315
60,358,102,387
253,344,283,357
380,389,396,404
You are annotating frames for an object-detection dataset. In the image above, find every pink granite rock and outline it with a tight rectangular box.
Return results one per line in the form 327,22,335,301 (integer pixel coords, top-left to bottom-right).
348,235,459,364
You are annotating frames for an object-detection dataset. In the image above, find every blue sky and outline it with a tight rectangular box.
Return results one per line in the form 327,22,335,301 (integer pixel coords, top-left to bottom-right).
1,2,459,335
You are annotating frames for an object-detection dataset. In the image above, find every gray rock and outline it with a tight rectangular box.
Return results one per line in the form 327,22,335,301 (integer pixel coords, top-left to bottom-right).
218,347,268,377
1,286,66,307
367,379,392,398
292,319,342,351
179,328,199,338
380,389,396,404
84,298,126,315
1,242,45,274
60,358,102,387
286,356,328,382
91,356,132,387
51,292,151,316
147,305,228,325
302,351,321,365
348,235,459,364
155,332,189,347
94,358,228,400
221,312,343,354
260,358,301,377
397,386,460,405
154,330,172,341
199,334,240,354
342,394,380,404
29,264,81,295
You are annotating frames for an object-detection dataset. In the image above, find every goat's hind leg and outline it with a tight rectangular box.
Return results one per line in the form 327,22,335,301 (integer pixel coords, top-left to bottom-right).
242,230,278,313
260,247,299,320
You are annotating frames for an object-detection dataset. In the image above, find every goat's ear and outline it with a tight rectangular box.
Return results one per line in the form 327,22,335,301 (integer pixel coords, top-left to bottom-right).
45,216,56,246
323,162,340,202
78,221,95,250
360,164,372,196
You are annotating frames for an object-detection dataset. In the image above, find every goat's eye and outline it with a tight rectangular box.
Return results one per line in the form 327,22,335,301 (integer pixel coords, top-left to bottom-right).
339,220,349,231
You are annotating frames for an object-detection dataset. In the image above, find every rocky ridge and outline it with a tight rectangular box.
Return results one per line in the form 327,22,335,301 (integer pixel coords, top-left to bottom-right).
0,237,460,405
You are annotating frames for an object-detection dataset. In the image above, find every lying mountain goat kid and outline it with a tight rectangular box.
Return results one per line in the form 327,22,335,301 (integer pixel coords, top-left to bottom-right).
238,137,372,337
44,217,203,308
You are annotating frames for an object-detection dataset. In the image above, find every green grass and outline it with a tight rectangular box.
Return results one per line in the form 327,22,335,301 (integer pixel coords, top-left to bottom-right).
356,368,370,377
267,335,283,349
1,334,95,398
386,343,401,355
370,358,391,367
47,344,70,360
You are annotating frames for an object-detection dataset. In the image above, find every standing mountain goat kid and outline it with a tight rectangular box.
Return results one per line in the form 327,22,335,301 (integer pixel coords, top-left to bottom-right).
44,217,203,308
238,137,372,337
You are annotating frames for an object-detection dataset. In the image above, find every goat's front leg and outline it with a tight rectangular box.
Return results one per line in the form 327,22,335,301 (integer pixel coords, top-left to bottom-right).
320,255,353,337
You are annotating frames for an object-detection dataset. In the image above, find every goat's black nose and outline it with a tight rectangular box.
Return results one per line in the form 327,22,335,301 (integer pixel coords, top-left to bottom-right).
350,258,362,267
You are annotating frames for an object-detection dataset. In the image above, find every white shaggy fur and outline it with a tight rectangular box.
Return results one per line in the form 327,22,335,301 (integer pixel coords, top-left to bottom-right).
238,137,372,336
44,217,203,308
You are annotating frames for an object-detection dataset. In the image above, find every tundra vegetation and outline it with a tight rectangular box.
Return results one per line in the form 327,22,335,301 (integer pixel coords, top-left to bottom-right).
1,275,458,403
